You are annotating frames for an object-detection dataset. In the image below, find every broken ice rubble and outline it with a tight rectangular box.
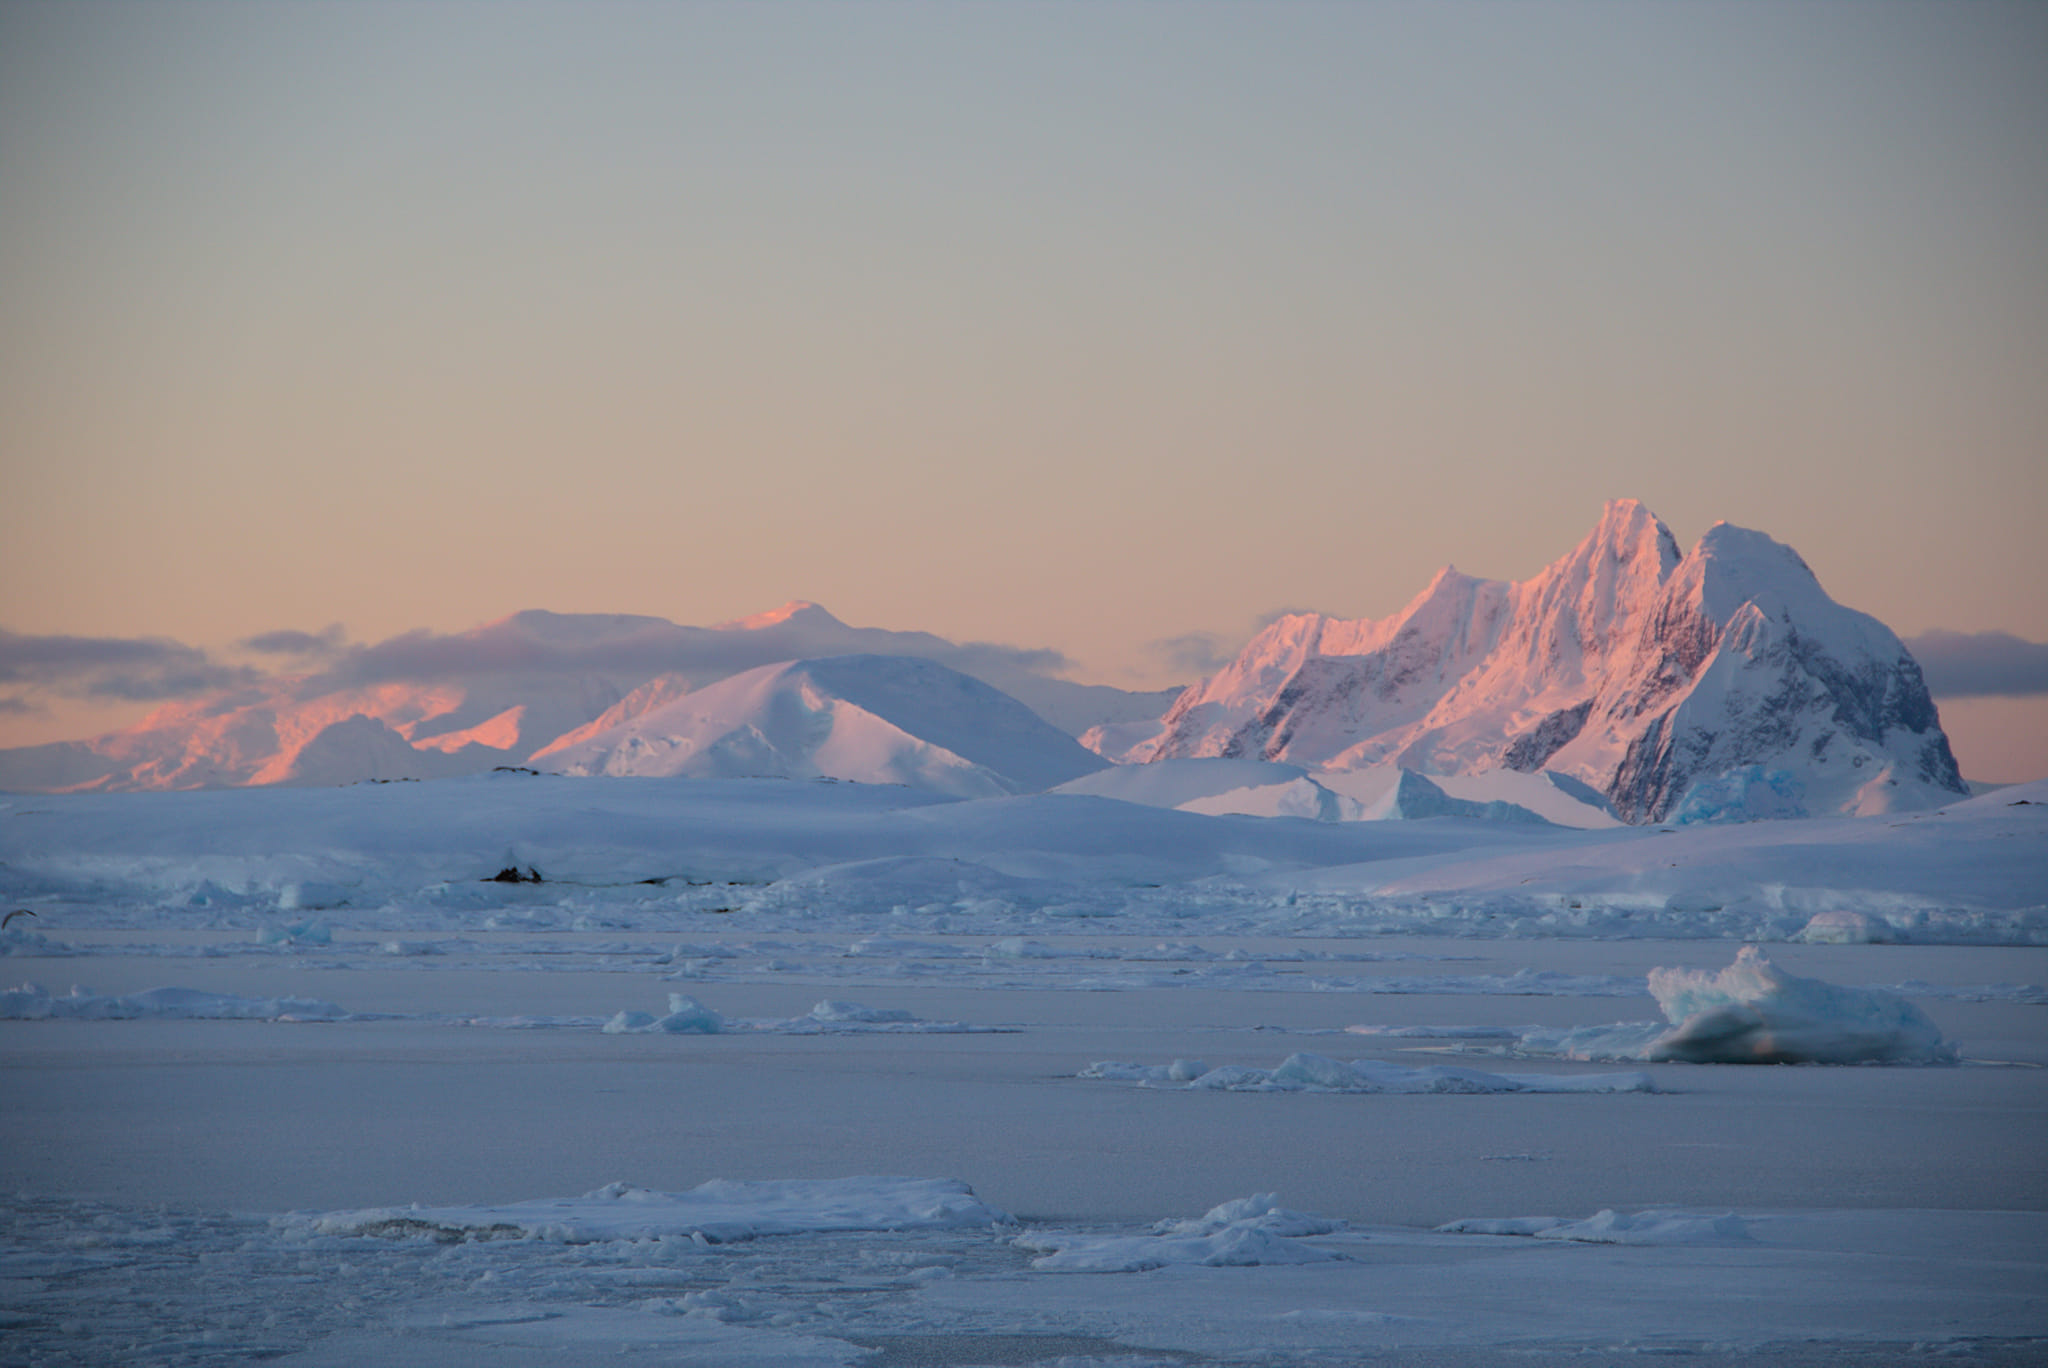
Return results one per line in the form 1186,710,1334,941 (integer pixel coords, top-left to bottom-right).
1017,1194,1345,1272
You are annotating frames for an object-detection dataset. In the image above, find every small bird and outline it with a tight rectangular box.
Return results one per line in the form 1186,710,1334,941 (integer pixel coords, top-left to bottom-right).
2,910,35,930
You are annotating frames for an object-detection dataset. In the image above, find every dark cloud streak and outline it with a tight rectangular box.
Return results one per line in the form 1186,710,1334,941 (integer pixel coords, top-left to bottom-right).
0,629,260,701
241,624,348,657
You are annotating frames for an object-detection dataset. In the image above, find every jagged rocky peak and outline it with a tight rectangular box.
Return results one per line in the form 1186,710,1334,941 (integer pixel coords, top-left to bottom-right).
1141,502,1967,823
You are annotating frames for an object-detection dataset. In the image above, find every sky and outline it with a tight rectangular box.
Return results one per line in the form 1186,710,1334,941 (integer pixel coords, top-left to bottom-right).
2,1,2045,778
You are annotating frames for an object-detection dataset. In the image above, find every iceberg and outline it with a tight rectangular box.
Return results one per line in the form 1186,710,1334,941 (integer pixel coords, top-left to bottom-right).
1645,946,1954,1063
1519,947,1956,1064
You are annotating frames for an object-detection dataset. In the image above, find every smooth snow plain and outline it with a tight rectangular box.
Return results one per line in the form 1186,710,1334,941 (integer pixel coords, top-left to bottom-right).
2,773,2045,1366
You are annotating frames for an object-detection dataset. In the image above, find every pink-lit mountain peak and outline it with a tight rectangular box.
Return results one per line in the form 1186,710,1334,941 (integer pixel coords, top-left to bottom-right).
713,601,846,633
1135,501,1965,822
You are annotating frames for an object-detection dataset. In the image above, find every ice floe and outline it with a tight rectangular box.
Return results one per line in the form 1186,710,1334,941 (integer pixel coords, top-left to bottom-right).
1438,1207,1751,1245
1079,1052,1654,1094
598,995,1003,1036
291,1176,1013,1244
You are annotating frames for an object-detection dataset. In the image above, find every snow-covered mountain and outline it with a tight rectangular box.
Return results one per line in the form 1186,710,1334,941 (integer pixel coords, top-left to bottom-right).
534,655,1109,797
0,605,1164,794
1125,501,1965,823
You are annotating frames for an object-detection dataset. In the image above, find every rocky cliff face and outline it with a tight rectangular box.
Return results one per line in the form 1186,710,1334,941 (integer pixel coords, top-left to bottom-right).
1137,501,1965,822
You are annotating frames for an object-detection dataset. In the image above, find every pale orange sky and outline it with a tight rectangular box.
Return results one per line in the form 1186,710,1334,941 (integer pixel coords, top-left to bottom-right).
2,2,2044,778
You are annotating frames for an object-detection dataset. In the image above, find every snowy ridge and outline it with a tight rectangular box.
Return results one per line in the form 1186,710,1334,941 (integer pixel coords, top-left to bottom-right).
534,655,1108,796
1137,501,1967,822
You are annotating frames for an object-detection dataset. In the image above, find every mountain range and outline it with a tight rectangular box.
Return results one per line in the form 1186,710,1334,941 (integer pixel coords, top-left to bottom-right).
0,604,1164,795
0,501,1969,823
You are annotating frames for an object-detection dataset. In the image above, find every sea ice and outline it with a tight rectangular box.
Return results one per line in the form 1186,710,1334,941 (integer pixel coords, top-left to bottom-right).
806,1000,915,1023
0,982,349,1021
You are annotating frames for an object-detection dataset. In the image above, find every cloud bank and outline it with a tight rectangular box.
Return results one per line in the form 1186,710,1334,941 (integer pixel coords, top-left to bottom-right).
303,609,1069,694
0,608,1081,720
0,629,261,704
1904,631,2048,699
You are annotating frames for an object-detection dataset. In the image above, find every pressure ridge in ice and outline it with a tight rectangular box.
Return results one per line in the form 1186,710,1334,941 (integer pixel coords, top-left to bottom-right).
293,1176,1012,1244
1518,946,1956,1064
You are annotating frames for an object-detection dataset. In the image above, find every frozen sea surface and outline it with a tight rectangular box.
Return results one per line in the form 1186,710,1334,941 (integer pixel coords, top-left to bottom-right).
2,776,2045,1363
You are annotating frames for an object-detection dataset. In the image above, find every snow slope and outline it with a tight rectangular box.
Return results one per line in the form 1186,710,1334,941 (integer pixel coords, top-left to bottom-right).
535,656,1109,796
1139,501,1966,822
